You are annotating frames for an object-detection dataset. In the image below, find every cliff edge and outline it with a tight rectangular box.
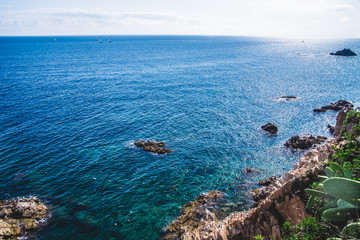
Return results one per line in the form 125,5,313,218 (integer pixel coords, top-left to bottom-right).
162,109,351,240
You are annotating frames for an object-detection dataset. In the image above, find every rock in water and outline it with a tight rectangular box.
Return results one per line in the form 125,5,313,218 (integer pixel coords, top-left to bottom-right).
0,197,49,239
261,123,278,134
327,124,335,134
134,140,171,154
313,100,353,113
330,48,357,56
284,135,327,149
258,176,276,186
278,96,296,100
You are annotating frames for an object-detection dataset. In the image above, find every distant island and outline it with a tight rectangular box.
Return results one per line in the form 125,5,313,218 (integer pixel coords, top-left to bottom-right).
330,48,357,56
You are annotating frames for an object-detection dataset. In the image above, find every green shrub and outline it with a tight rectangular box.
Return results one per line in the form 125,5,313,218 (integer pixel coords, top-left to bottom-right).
332,110,360,180
281,217,333,240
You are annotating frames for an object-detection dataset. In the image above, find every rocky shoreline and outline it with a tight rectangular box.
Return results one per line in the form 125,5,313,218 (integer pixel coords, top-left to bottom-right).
162,105,351,239
284,135,327,149
0,197,49,239
162,137,339,239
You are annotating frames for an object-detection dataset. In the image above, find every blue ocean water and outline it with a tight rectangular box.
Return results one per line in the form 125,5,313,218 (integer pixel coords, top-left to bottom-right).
0,36,359,239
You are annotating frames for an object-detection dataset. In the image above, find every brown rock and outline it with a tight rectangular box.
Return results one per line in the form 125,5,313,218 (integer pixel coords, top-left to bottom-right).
284,135,327,149
334,107,359,137
261,123,278,134
258,176,276,186
162,134,340,240
327,124,335,134
313,100,353,113
333,108,348,137
134,140,171,154
161,191,225,239
0,197,49,239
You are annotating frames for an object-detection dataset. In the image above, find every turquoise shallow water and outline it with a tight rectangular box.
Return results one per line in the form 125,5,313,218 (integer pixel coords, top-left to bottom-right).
0,36,360,239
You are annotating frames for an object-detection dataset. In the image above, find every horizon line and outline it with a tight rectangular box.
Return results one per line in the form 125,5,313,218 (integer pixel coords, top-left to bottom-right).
0,34,359,41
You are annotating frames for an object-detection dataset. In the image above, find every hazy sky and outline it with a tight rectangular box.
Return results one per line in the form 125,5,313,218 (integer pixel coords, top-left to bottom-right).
0,0,359,38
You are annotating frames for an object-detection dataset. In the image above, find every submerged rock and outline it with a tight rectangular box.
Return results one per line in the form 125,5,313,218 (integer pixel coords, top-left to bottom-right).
261,123,278,134
330,48,357,56
313,100,353,113
0,197,49,239
276,96,297,102
284,135,327,149
134,140,171,154
279,96,296,100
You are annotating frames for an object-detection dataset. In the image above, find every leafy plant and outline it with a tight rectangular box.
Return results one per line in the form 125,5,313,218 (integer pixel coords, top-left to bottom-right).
305,162,360,239
305,162,352,211
253,235,264,240
253,234,274,240
299,110,360,239
281,217,332,240
342,110,360,135
306,162,360,220
333,110,360,180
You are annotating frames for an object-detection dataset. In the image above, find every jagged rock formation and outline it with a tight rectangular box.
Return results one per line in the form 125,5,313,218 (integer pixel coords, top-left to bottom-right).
134,140,171,154
328,124,335,134
161,191,226,239
258,176,276,186
161,108,353,240
261,123,278,134
334,107,358,137
284,135,327,149
313,100,353,113
330,48,357,56
0,197,49,239
162,137,338,239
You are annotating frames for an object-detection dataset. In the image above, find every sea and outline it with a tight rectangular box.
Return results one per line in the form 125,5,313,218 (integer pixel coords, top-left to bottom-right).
0,36,359,239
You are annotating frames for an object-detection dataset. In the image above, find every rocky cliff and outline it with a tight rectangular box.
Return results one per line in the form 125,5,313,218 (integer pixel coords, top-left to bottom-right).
162,109,350,240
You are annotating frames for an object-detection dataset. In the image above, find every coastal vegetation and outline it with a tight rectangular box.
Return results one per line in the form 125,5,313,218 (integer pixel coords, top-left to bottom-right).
162,103,360,240
280,109,360,240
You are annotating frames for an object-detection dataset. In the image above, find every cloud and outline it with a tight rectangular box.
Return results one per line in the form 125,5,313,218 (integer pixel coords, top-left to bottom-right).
0,1,359,38
260,0,356,14
340,16,350,23
0,8,196,35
